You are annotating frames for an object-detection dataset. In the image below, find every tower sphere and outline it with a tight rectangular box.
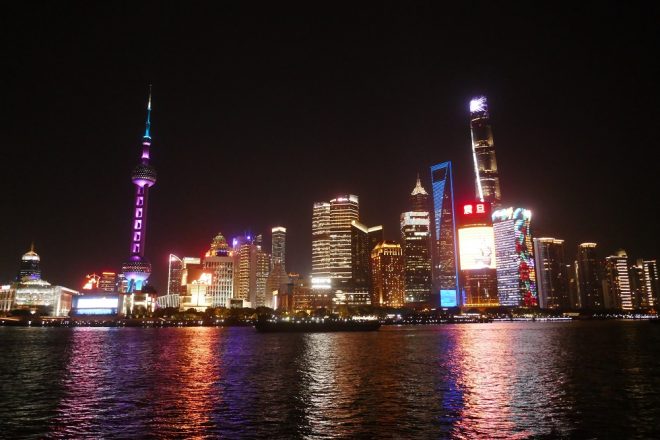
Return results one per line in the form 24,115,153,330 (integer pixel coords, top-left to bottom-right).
132,163,157,187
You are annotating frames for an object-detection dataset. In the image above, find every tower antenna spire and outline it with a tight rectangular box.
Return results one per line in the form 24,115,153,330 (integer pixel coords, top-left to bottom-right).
144,84,152,139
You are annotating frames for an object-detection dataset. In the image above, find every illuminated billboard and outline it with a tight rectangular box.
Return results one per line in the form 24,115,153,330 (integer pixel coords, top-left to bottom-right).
458,226,496,270
440,289,457,307
76,297,119,309
72,296,120,316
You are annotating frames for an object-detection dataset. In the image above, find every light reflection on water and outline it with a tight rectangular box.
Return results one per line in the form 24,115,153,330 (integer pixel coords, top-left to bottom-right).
1,321,659,438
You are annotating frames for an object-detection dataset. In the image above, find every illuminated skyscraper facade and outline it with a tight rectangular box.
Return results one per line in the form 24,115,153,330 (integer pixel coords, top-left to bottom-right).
121,88,157,295
492,207,537,307
469,96,501,207
371,241,405,308
629,261,647,309
642,260,658,308
329,195,360,284
161,255,201,308
312,202,331,278
204,232,234,308
350,221,383,302
533,238,570,309
401,176,432,304
270,226,286,271
429,161,459,307
311,195,359,290
576,243,604,310
271,226,286,270
603,250,632,311
457,201,499,307
233,235,269,307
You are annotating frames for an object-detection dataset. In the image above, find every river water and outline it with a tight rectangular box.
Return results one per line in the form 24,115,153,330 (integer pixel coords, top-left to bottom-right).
0,321,659,439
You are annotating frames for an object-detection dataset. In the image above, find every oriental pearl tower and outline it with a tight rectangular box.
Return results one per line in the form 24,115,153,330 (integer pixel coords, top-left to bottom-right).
121,87,157,293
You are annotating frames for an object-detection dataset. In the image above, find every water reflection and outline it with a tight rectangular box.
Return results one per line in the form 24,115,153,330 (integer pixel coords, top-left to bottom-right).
1,322,659,438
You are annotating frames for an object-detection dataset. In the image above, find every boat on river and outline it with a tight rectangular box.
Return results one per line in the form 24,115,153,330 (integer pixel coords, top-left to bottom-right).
255,317,381,332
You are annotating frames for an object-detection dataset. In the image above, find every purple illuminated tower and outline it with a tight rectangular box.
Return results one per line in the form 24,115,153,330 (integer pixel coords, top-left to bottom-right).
121,87,157,292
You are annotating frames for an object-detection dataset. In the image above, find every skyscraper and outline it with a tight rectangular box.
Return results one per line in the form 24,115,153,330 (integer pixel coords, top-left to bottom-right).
469,96,501,207
642,260,659,308
533,238,570,309
311,195,359,290
492,207,537,307
203,232,234,308
457,201,499,307
401,175,432,305
121,87,157,295
271,226,286,270
603,250,632,311
161,255,201,308
312,202,331,278
233,234,269,308
350,220,383,302
329,195,360,286
576,243,604,310
629,261,647,309
371,241,405,308
429,161,459,307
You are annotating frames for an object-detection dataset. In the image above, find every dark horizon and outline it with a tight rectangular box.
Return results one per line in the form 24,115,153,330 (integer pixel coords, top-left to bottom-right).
2,3,658,291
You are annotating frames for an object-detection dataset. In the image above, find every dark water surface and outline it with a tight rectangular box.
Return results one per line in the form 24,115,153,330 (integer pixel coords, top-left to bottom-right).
1,321,659,439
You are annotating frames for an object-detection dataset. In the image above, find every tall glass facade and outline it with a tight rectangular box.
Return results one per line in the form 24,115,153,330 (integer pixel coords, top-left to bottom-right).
430,161,459,307
470,96,501,207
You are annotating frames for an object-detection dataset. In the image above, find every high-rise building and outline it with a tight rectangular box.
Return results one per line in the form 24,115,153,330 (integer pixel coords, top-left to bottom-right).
492,207,537,307
576,243,604,310
17,243,41,282
642,260,659,308
603,250,632,311
371,241,405,308
121,87,157,299
312,202,331,278
271,226,286,270
456,201,498,307
266,262,290,309
349,220,383,304
203,232,234,308
401,175,432,305
629,261,647,309
311,195,359,290
429,161,459,307
533,238,570,309
469,96,501,207
161,255,201,308
329,195,360,286
233,234,269,308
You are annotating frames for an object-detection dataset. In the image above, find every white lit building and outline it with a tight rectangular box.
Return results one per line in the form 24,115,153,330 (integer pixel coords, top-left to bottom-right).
492,207,537,307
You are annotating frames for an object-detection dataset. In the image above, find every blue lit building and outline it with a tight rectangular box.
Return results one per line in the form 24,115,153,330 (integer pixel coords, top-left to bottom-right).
430,161,459,307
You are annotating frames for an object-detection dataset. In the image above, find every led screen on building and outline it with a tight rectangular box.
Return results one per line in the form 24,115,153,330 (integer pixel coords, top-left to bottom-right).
73,296,120,315
440,289,458,307
76,297,119,309
458,227,496,270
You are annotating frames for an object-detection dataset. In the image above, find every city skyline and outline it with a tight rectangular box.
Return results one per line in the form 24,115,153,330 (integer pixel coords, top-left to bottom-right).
2,4,658,292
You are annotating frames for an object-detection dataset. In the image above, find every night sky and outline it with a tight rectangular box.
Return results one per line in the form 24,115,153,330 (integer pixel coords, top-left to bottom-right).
2,2,658,291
